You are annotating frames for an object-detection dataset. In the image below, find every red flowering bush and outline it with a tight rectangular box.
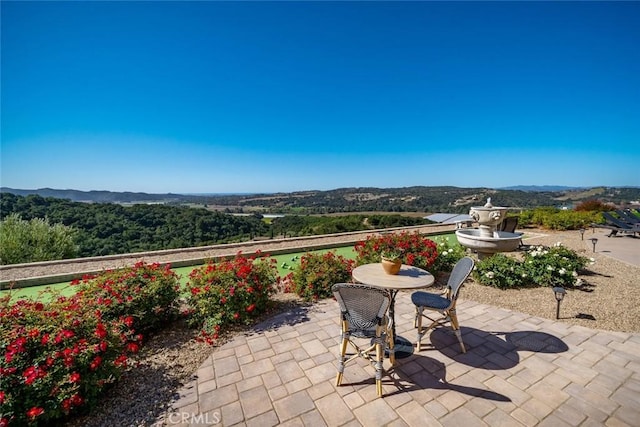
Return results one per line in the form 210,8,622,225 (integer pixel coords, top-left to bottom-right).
354,231,438,271
185,252,278,344
0,292,129,425
291,251,355,301
73,261,181,334
0,261,181,426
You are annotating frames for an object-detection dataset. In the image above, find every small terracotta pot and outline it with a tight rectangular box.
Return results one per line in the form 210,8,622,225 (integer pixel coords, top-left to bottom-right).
381,258,402,275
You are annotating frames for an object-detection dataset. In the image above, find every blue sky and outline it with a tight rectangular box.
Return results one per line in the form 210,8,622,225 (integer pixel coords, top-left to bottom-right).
1,1,639,194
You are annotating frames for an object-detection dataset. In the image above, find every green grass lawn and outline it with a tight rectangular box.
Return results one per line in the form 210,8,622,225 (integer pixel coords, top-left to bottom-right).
2,234,456,302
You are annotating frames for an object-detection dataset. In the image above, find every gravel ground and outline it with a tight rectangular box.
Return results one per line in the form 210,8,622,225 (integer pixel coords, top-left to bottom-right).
3,225,637,426
460,229,640,333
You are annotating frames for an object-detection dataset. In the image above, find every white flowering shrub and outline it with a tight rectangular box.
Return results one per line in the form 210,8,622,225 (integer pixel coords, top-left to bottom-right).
522,244,588,287
473,254,526,289
430,236,467,276
475,243,588,289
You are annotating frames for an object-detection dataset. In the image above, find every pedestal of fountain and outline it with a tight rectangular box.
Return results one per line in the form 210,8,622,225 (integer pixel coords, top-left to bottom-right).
455,198,523,259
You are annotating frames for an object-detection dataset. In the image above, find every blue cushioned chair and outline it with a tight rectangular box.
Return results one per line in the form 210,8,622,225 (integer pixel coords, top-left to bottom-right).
411,257,475,353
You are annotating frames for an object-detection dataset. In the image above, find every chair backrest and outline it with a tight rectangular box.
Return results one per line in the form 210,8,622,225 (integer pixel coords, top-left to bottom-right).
602,212,632,229
446,257,475,301
618,210,640,224
332,283,390,331
499,217,518,233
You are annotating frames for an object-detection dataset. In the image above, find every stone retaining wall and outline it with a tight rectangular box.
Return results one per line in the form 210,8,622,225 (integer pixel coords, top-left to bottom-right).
1,223,456,289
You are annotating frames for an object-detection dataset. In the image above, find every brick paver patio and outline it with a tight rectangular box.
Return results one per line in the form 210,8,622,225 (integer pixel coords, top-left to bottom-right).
157,292,640,426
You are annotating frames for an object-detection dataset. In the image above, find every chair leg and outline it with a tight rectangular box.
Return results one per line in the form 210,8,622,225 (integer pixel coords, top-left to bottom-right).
375,340,383,397
336,325,349,386
387,325,395,366
415,306,423,351
449,309,466,353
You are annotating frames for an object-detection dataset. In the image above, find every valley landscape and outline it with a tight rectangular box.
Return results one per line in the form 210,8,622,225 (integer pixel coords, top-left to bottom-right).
3,185,639,214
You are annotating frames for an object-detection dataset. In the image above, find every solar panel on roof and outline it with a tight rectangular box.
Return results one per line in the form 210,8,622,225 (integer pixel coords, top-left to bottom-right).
426,213,473,224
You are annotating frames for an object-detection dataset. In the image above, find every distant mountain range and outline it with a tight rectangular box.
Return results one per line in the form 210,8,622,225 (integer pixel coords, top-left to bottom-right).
499,185,584,192
0,187,193,203
0,185,582,201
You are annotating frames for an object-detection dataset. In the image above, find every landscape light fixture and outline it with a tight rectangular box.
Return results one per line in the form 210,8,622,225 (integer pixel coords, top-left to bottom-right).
589,238,598,253
579,228,585,240
552,286,566,319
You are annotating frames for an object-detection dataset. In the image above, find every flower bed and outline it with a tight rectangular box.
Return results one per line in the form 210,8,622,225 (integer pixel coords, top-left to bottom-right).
0,262,180,426
354,231,439,272
184,252,279,344
474,243,589,289
291,252,355,301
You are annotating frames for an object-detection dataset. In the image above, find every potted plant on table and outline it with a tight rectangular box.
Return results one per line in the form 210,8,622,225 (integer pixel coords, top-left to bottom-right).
380,248,403,275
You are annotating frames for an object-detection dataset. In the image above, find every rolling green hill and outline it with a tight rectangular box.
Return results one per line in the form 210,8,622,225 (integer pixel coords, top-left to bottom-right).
2,185,639,214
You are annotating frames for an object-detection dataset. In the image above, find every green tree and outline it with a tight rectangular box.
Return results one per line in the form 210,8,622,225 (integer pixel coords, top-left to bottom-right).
574,199,614,212
0,213,78,264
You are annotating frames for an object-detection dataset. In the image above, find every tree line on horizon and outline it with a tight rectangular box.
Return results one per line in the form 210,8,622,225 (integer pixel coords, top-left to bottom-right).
3,185,640,215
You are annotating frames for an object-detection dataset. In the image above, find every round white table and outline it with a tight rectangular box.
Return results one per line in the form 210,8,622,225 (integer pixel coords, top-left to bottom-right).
352,263,434,361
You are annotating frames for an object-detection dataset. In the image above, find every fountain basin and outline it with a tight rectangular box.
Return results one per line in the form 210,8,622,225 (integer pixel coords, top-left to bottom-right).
469,206,508,227
455,229,523,258
468,198,509,238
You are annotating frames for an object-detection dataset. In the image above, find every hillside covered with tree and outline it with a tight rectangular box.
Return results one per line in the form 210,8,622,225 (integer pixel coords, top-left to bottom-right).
3,186,638,214
0,193,268,258
0,194,433,263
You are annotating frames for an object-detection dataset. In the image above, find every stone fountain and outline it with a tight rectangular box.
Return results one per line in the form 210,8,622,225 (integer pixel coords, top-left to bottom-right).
455,198,523,259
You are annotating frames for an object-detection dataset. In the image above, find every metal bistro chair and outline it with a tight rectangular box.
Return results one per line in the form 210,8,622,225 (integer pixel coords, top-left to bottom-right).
411,257,475,353
499,216,519,233
332,283,390,397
